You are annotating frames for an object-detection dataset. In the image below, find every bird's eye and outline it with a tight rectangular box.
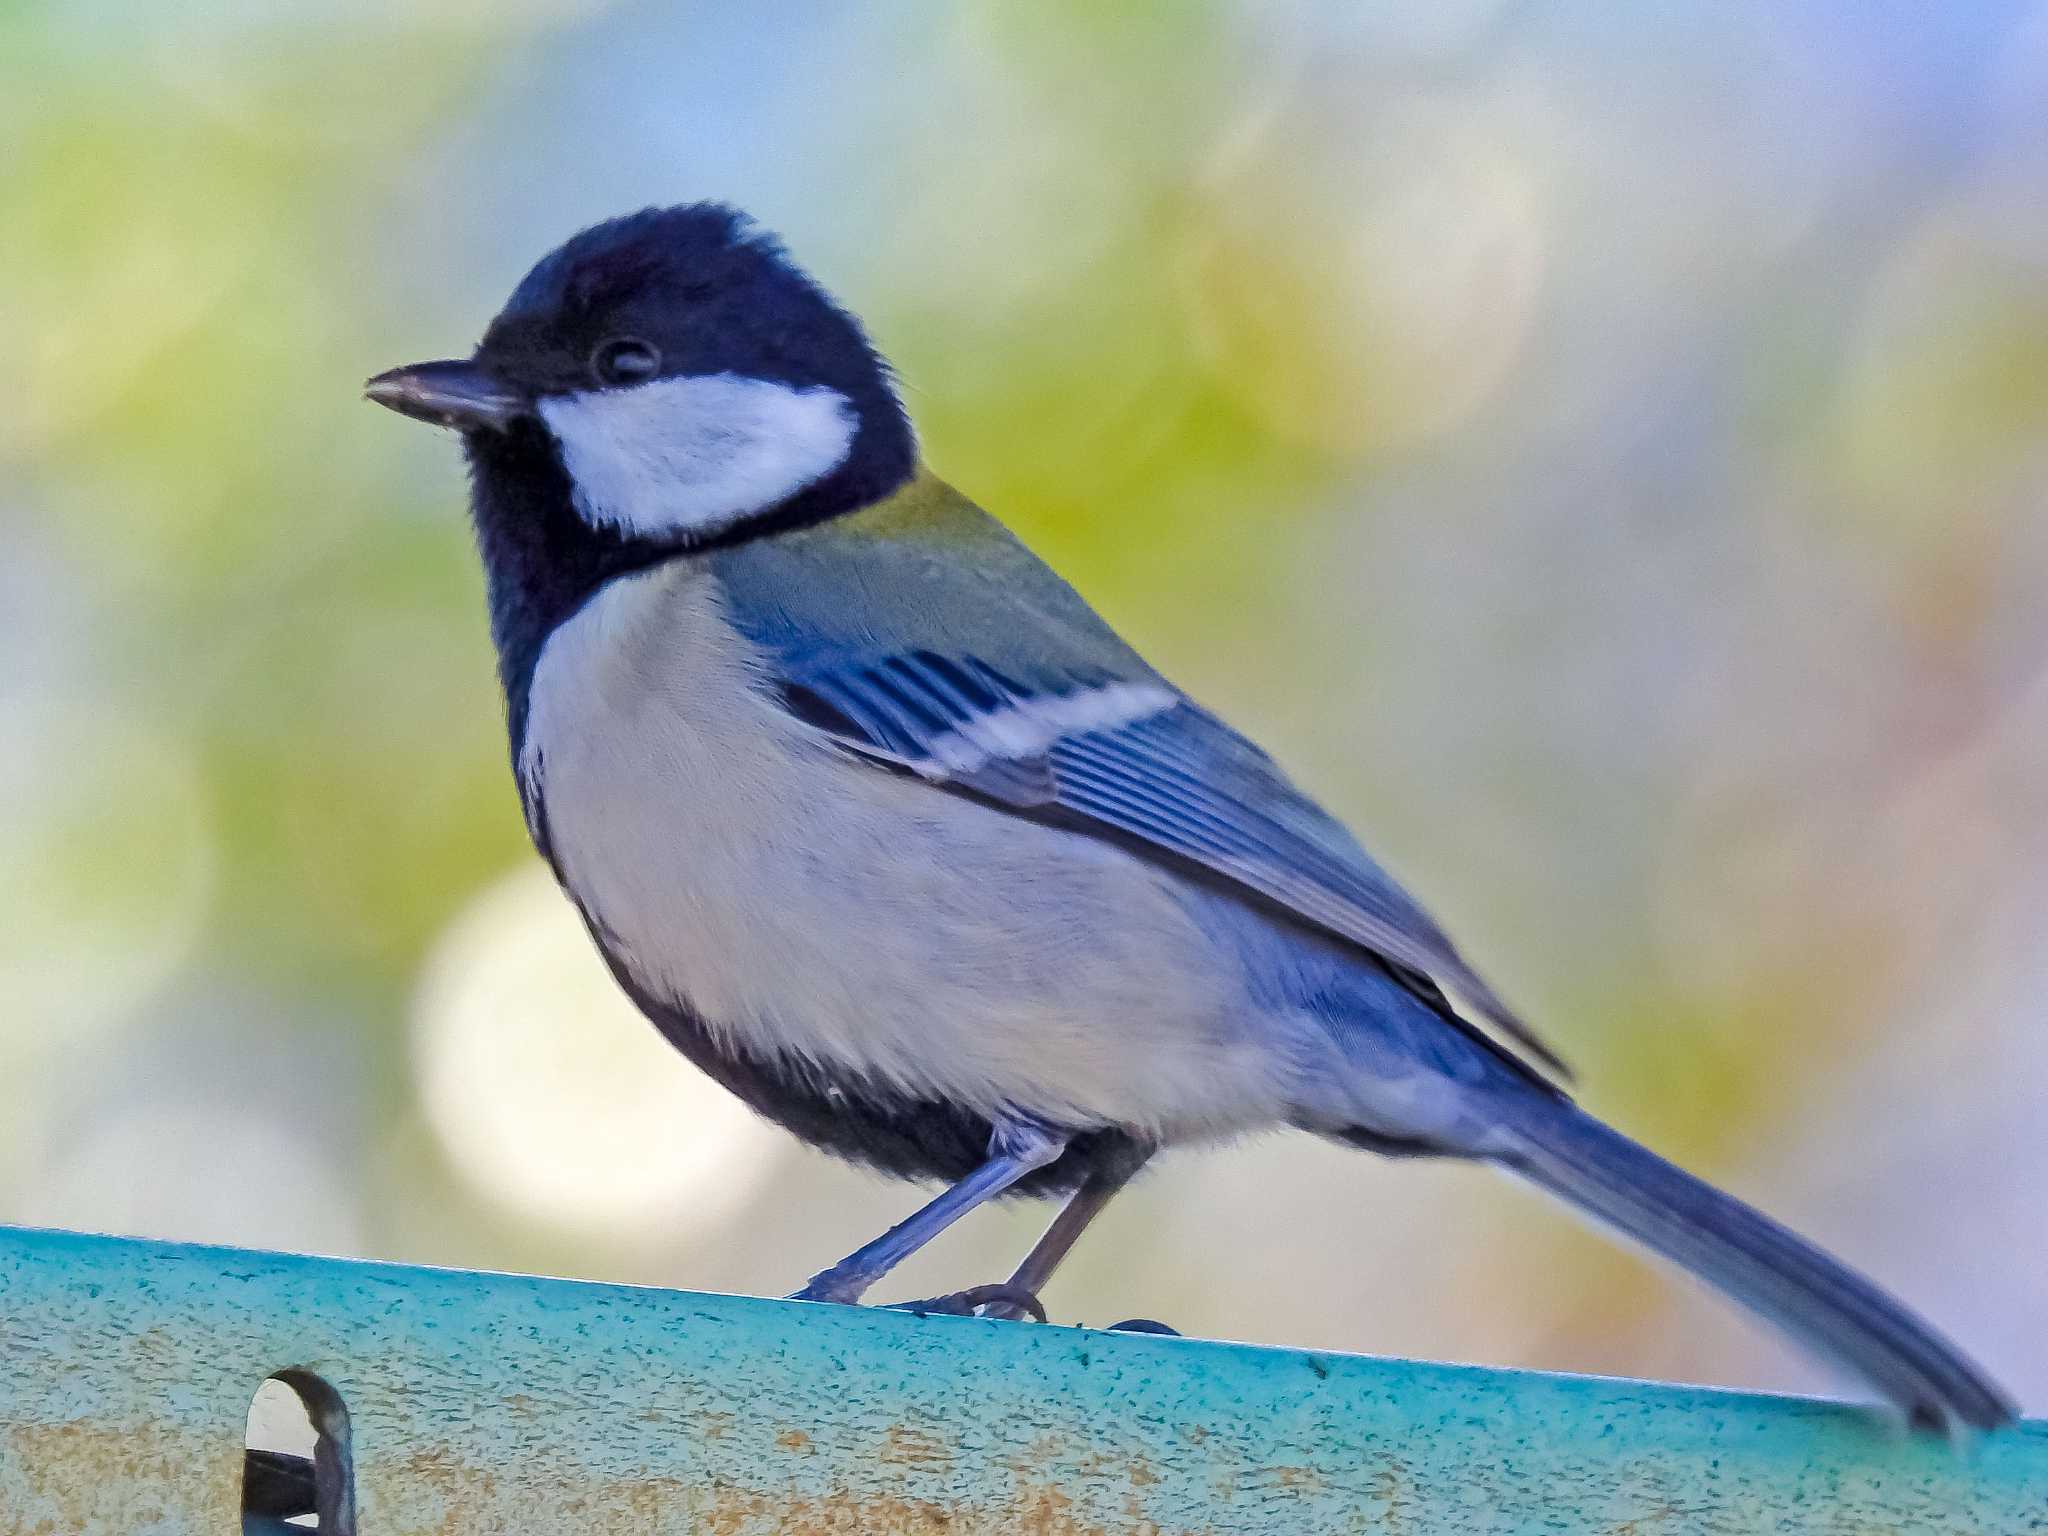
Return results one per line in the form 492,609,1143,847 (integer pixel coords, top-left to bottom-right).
591,337,661,386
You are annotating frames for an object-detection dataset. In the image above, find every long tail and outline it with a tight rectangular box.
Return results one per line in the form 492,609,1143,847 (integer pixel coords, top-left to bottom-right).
1487,1095,2016,1432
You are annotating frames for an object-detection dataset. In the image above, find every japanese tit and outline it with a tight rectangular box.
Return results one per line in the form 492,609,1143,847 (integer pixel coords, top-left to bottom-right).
366,204,2013,1433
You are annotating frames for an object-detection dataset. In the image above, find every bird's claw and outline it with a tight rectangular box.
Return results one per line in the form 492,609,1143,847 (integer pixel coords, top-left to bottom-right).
888,1282,1049,1323
787,1265,867,1305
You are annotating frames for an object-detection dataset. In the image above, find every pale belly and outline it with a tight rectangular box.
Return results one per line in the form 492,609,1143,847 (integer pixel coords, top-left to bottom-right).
518,560,1303,1141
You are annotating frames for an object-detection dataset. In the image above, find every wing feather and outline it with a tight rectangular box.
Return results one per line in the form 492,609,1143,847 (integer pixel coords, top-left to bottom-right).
768,649,1569,1080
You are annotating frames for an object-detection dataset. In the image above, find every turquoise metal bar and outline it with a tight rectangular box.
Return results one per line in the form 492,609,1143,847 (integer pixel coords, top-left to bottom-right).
0,1224,2040,1533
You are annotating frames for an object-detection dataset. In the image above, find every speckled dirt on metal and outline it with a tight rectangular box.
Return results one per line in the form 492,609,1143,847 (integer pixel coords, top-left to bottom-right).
0,1226,2041,1533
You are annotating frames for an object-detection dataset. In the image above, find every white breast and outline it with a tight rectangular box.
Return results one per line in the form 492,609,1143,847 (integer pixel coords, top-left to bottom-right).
518,560,1302,1141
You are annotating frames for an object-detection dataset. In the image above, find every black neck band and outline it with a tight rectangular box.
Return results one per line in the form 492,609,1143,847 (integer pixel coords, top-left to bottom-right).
464,407,914,755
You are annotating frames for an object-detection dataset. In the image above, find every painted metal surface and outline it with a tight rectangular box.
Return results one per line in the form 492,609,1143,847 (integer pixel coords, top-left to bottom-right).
0,1224,2040,1533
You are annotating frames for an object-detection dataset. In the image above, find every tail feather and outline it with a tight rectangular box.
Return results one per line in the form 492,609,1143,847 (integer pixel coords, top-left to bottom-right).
1490,1097,2015,1433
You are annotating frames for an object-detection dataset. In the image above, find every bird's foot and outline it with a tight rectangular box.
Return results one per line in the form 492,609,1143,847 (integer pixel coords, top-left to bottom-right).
888,1282,1049,1323
1105,1317,1181,1336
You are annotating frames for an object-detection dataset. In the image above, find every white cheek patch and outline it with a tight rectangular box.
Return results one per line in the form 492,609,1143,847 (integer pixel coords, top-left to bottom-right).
539,373,858,540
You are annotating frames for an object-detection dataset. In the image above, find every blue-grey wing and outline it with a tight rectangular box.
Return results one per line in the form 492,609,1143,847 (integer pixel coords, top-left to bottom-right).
767,647,1569,1080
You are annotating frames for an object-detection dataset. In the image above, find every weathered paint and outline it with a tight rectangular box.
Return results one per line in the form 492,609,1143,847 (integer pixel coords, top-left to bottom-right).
0,1224,2040,1533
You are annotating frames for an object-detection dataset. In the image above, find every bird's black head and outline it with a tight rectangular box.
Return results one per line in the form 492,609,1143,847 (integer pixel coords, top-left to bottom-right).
478,204,914,509
365,204,915,720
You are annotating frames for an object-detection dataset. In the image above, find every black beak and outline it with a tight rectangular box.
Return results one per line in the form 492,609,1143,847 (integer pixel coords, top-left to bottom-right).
364,359,527,432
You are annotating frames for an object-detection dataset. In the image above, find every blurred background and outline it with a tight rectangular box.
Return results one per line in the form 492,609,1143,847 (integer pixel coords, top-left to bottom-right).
5,0,2045,1413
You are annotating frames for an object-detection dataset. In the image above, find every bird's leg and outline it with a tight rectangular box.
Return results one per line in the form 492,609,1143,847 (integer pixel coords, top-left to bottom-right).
893,1158,1144,1322
790,1122,1067,1306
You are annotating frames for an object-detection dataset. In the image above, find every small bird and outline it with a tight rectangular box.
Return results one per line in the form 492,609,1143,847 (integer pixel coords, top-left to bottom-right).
366,203,2013,1432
